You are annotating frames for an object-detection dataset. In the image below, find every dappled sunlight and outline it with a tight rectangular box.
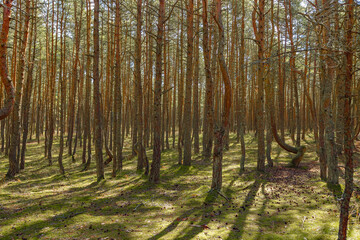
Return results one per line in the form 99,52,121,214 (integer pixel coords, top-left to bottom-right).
1,133,360,239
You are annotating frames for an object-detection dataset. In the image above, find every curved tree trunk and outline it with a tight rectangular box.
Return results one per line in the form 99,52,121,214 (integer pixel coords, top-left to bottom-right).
270,112,306,168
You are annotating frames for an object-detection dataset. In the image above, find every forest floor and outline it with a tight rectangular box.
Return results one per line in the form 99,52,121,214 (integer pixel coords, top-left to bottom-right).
1,134,360,240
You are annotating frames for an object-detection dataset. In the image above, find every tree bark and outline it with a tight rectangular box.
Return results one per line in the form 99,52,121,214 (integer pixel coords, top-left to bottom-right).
58,0,66,175
7,0,30,179
192,0,200,154
149,0,165,184
202,0,214,162
93,0,104,182
82,0,92,171
338,0,354,238
114,0,123,173
20,5,36,170
0,0,15,121
211,0,232,191
183,0,194,166
252,0,265,171
322,0,338,185
135,0,144,172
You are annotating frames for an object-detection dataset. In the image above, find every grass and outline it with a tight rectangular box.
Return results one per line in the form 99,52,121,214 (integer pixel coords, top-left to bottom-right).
0,133,359,239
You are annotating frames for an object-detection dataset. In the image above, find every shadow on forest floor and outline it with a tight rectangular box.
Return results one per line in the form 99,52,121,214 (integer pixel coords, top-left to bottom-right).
0,134,360,239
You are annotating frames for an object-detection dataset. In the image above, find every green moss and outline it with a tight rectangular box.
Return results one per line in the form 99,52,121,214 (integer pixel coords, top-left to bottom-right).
0,134,359,239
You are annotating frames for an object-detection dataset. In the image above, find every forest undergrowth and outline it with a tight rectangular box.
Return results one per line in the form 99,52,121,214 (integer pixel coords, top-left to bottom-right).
1,133,360,240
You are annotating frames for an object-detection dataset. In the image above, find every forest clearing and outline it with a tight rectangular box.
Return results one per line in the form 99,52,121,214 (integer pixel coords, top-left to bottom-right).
0,0,359,239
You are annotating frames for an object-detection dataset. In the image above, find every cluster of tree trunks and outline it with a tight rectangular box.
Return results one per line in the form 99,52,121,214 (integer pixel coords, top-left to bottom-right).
0,0,357,237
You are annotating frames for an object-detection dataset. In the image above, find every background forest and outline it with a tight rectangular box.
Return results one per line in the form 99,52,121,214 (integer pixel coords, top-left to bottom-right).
0,0,360,239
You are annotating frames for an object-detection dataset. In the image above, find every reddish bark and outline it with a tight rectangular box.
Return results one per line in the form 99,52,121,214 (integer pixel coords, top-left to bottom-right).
338,0,354,238
0,0,15,120
211,0,232,191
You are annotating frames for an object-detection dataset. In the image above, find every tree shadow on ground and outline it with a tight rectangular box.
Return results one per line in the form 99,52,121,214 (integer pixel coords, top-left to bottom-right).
0,205,131,240
172,191,219,240
226,177,262,240
147,206,203,240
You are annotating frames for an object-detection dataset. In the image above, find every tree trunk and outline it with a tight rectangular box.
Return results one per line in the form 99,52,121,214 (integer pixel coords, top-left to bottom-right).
0,0,15,121
114,0,123,173
322,0,338,185
58,0,66,175
149,0,165,184
211,0,232,191
135,0,144,172
192,0,200,154
177,2,184,165
7,0,30,179
338,0,354,238
183,0,194,166
82,0,92,171
93,0,104,182
252,0,265,171
20,8,36,170
202,0,214,162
